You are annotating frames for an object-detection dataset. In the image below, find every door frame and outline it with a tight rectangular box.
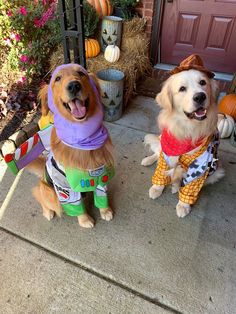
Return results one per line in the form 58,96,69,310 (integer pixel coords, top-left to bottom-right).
150,0,165,65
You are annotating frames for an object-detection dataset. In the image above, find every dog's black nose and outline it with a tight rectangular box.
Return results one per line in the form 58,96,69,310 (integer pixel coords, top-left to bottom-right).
67,81,81,95
193,92,206,105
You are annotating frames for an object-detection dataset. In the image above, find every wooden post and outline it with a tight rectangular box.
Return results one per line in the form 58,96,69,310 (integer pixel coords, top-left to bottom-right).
58,0,86,68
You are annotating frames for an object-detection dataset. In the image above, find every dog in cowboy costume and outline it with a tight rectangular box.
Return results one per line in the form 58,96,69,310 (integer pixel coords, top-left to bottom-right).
144,54,225,218
4,64,115,228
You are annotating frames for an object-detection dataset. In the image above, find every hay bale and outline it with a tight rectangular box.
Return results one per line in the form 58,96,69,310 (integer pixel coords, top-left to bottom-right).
122,17,146,37
50,17,151,105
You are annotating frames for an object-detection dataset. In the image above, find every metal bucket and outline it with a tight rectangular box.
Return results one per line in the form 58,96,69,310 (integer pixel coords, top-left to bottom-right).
100,16,123,52
97,69,125,122
230,123,236,147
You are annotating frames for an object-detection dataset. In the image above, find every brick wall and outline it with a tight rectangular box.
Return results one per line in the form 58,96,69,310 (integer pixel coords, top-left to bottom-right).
136,0,155,39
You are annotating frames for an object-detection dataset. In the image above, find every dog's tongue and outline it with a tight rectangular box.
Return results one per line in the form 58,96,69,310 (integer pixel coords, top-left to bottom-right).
68,99,86,119
194,108,206,118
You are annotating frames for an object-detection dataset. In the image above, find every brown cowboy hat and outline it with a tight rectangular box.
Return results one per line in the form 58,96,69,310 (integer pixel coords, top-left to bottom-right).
170,54,215,78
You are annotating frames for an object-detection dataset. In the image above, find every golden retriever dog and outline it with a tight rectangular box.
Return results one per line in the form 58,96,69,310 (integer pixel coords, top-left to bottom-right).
29,63,114,228
142,55,224,218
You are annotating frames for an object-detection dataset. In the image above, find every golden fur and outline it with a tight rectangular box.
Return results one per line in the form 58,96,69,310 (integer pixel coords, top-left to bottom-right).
142,69,224,218
156,69,218,142
30,64,114,228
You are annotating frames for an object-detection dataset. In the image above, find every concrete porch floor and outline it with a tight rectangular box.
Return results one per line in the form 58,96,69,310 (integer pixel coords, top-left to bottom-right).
0,96,236,314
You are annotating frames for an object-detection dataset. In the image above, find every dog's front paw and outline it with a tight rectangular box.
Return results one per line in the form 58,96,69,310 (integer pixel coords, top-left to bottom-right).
171,183,179,194
141,157,150,166
149,185,164,199
141,155,156,166
78,213,95,228
100,207,113,221
43,209,55,221
176,201,191,218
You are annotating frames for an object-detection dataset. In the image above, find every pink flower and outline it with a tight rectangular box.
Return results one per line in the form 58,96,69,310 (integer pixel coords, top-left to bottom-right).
9,33,21,41
19,6,27,16
20,55,29,63
7,10,12,17
4,38,11,46
35,3,56,27
10,33,21,41
15,34,21,41
34,17,42,28
42,0,48,5
17,76,27,85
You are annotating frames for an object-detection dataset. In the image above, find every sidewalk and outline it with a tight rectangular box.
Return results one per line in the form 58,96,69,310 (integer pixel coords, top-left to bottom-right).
1,96,236,314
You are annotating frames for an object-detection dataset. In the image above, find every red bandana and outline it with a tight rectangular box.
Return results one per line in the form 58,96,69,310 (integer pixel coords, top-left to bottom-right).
161,129,204,156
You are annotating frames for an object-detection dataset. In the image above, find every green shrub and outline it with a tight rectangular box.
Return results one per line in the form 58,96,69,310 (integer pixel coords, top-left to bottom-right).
0,0,61,83
83,1,99,38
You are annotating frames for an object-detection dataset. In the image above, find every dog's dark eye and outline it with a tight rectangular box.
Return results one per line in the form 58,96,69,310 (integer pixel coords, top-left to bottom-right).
179,86,186,92
199,80,206,86
55,76,61,82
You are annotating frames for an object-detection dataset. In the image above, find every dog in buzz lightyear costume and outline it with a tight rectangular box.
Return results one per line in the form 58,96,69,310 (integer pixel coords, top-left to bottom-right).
4,64,115,228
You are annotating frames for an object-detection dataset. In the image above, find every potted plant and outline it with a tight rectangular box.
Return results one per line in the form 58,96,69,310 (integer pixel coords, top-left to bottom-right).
110,0,139,19
83,1,101,58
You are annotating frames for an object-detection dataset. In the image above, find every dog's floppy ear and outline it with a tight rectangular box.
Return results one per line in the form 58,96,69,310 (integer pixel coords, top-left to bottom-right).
38,84,49,116
210,79,219,100
155,80,173,112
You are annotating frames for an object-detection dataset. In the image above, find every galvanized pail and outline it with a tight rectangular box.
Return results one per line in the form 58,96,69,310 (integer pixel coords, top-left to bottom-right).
97,69,125,122
230,123,236,147
100,16,123,52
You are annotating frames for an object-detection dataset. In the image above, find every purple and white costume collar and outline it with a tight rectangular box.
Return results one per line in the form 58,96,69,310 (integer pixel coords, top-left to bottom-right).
48,64,108,151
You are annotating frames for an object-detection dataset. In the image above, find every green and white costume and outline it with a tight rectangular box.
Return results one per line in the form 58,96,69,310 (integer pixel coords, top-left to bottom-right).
45,151,114,216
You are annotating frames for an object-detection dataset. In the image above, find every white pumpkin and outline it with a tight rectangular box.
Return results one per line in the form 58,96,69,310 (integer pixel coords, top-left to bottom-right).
104,45,120,63
217,113,234,138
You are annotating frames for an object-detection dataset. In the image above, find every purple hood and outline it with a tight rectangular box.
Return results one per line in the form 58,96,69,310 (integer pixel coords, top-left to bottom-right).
48,64,108,150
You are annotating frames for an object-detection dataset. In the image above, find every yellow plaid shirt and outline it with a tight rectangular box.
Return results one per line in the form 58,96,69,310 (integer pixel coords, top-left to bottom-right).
152,134,218,204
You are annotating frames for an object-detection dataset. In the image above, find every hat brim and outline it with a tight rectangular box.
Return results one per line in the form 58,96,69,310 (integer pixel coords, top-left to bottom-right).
170,65,215,78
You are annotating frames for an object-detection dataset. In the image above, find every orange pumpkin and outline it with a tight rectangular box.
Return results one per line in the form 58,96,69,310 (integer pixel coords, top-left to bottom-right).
87,0,112,18
218,94,236,120
85,38,100,58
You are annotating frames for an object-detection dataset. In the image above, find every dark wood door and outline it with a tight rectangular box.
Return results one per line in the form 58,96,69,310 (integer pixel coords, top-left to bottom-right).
160,0,236,73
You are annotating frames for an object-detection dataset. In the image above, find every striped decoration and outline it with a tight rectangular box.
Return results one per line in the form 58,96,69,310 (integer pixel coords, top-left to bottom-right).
14,133,39,161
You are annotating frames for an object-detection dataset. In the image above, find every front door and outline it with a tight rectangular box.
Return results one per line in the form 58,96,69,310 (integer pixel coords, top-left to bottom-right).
160,0,236,73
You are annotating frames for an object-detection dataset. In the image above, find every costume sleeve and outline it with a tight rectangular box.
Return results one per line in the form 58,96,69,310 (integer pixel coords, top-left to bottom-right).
179,171,209,204
152,152,172,186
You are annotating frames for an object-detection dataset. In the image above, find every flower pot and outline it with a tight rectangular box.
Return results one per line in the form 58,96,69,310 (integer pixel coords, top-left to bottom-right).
100,16,123,52
113,6,135,19
97,69,125,122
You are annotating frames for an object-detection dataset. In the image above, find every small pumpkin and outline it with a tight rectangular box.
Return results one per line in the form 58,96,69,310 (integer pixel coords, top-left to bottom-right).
87,0,112,18
218,94,236,120
85,38,100,58
104,45,120,63
217,113,234,138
